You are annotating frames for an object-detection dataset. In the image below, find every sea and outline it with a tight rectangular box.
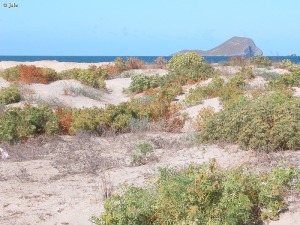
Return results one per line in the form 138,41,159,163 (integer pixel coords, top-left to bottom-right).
0,56,300,64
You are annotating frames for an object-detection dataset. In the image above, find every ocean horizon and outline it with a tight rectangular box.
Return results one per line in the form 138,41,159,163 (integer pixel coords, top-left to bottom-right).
0,55,300,64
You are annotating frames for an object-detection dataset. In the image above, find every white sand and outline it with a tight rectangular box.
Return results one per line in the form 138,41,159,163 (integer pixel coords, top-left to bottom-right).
0,60,110,73
0,61,299,225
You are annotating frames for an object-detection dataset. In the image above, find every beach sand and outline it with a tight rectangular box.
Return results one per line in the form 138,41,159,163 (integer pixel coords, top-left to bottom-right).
0,61,299,225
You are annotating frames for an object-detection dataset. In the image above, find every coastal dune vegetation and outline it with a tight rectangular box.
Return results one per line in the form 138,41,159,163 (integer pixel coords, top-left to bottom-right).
0,54,300,224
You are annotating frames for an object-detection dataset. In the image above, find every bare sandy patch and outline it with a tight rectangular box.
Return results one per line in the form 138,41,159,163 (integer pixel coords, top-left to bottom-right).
0,61,110,73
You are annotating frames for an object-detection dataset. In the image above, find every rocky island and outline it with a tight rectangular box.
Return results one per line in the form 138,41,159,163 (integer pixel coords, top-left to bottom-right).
175,36,263,57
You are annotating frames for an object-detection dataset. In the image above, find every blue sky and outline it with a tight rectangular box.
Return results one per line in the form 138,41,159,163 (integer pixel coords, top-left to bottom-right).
0,0,299,56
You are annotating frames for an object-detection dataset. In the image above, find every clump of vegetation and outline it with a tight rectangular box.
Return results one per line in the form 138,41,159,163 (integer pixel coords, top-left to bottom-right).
183,73,246,108
154,56,168,69
0,104,59,143
91,160,299,225
199,92,300,151
63,85,102,100
227,57,247,67
250,56,272,68
167,52,204,72
253,69,280,81
218,73,246,107
279,59,300,72
125,57,145,70
106,57,127,76
167,53,215,82
268,71,300,89
183,77,224,107
237,66,254,79
0,85,21,104
70,107,107,134
70,90,175,134
193,106,215,131
55,107,73,135
0,65,59,84
130,142,154,165
127,74,161,94
59,66,107,88
0,65,23,81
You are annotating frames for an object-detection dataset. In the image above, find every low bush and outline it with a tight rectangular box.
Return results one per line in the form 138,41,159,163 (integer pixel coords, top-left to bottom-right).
0,65,58,84
218,74,246,107
199,92,300,151
19,65,59,84
268,71,300,88
63,85,102,100
59,66,106,88
183,77,224,107
227,57,247,67
127,74,161,93
0,65,23,81
167,52,204,72
69,89,175,134
279,59,300,72
154,56,168,69
253,69,280,81
91,160,299,225
250,56,272,68
125,57,144,70
70,107,108,134
237,66,254,79
55,107,73,135
130,142,154,165
0,104,59,143
0,85,21,104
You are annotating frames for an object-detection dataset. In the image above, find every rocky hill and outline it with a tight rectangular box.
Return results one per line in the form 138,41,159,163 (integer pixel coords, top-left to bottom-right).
175,36,263,57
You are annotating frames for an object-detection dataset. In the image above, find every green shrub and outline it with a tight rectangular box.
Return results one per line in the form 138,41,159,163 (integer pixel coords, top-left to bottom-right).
254,69,280,81
268,71,300,88
0,65,23,81
59,67,106,88
114,57,126,72
131,142,154,165
250,56,272,67
237,67,254,79
0,85,21,104
218,74,246,107
0,104,59,143
167,53,215,83
127,74,161,93
167,52,204,72
280,59,300,72
70,107,108,134
92,160,299,225
41,67,59,82
200,92,300,151
183,77,224,107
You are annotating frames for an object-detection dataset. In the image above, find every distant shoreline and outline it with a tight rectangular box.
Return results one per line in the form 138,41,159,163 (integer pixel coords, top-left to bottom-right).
0,56,299,64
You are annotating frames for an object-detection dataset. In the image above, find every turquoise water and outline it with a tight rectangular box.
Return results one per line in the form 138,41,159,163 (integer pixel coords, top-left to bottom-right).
0,56,300,64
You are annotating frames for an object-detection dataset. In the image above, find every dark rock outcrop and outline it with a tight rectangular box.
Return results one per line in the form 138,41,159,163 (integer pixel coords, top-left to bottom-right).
175,36,263,57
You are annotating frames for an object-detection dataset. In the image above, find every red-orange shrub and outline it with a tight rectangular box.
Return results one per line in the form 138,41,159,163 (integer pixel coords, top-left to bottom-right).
154,56,168,69
19,65,48,84
55,108,73,134
228,57,247,67
126,57,144,69
106,64,122,76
